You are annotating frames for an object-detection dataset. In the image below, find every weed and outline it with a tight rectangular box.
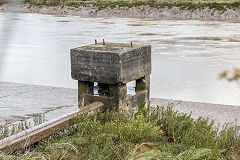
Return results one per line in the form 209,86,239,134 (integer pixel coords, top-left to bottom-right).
0,105,240,159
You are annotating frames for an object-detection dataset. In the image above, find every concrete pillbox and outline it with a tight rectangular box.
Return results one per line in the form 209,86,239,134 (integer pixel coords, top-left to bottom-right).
70,43,151,84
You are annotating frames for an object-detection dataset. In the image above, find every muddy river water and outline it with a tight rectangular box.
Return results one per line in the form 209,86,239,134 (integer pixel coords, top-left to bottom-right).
1,12,240,106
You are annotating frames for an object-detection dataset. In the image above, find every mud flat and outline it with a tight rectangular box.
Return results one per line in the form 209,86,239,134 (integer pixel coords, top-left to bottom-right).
0,81,239,126
0,81,78,124
151,98,240,126
0,3,240,21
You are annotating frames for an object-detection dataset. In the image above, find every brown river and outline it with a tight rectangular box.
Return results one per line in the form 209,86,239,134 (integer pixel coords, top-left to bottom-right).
1,12,240,106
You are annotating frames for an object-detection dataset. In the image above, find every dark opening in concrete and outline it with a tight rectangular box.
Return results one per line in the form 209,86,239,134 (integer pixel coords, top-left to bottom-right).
94,82,110,97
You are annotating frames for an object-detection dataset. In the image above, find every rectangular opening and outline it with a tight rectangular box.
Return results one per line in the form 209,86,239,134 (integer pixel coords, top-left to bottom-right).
93,82,110,97
93,82,99,96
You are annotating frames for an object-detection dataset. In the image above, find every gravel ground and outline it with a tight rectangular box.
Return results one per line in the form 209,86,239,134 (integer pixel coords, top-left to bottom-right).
0,4,240,21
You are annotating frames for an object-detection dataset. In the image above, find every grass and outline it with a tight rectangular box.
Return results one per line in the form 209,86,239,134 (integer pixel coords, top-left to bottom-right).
1,104,240,159
1,0,240,11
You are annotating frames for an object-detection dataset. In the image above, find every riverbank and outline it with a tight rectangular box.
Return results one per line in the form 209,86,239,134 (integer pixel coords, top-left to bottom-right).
2,104,240,159
0,82,78,124
151,98,240,126
1,82,240,158
1,81,240,126
0,1,240,21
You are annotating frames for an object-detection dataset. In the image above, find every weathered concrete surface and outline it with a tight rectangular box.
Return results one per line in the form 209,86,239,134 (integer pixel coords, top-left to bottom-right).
71,42,151,111
0,81,78,124
77,76,150,112
71,43,151,84
151,98,240,126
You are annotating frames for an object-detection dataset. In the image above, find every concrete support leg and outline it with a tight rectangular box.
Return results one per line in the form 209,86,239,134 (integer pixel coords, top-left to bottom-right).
78,81,94,108
136,74,150,107
110,83,127,110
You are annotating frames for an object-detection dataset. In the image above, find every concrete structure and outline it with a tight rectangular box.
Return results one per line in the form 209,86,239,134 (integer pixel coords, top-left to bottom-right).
70,42,151,112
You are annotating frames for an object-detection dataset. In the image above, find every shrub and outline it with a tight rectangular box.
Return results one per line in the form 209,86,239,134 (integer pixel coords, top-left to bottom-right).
1,105,240,159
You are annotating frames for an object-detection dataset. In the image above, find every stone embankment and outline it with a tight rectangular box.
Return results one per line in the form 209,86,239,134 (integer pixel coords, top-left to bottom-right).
0,3,240,21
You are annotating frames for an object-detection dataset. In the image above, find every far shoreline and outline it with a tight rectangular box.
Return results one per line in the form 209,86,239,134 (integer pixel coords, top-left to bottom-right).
0,2,240,21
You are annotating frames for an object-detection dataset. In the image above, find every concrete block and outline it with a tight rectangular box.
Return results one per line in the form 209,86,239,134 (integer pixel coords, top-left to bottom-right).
71,43,151,84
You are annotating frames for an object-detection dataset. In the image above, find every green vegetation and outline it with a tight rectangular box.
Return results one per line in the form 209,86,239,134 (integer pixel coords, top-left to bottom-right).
1,105,240,159
0,0,240,11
